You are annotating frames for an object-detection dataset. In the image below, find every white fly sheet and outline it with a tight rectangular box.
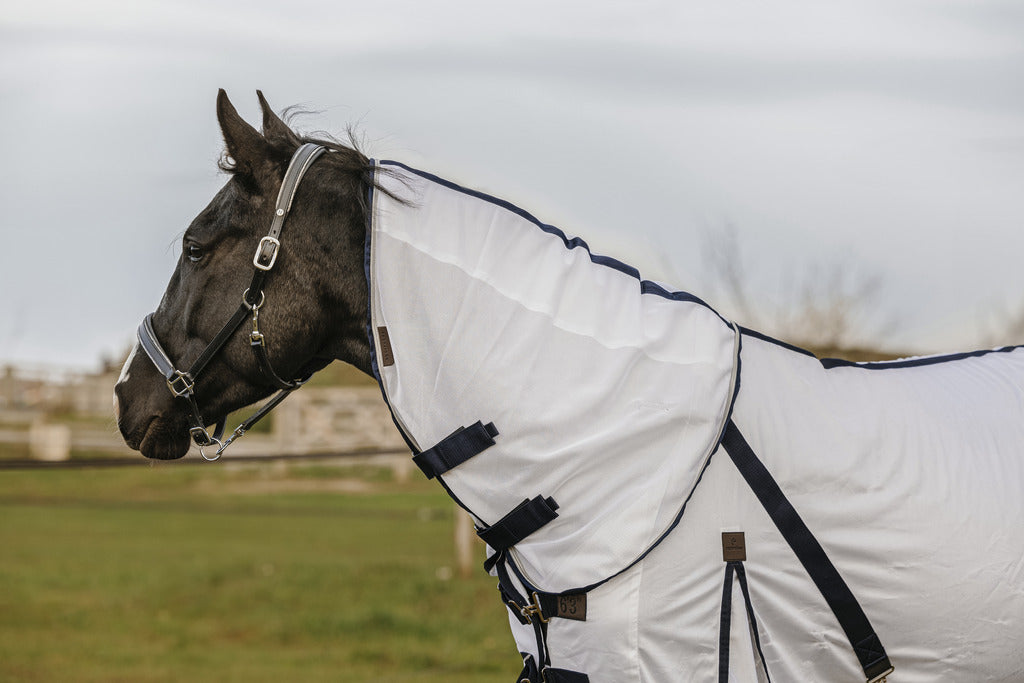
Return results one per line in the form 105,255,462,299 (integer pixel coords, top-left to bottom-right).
366,161,1024,682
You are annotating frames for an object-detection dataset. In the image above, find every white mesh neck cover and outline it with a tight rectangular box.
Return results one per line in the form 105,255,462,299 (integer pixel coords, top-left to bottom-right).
367,161,738,591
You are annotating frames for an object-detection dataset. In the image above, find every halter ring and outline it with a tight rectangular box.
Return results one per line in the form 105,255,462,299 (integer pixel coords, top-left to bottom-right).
199,437,225,462
242,288,266,310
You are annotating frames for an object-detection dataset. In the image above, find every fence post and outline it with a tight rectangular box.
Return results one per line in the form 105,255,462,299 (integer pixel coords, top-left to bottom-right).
29,419,71,461
454,506,475,579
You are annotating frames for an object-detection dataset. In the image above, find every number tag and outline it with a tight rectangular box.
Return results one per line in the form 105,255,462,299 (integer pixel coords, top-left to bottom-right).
556,593,587,621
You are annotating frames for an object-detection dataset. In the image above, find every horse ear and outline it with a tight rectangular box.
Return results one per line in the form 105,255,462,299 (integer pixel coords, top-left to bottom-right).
216,89,272,184
256,90,292,141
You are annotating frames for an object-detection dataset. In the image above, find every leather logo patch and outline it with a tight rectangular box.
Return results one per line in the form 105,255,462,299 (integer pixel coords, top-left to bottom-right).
722,532,746,562
556,593,587,621
377,326,395,367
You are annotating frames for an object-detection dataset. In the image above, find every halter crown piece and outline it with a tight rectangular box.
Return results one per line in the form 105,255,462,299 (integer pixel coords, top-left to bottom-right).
136,143,327,460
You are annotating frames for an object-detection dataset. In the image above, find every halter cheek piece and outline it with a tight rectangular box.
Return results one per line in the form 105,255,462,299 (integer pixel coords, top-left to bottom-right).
136,143,327,461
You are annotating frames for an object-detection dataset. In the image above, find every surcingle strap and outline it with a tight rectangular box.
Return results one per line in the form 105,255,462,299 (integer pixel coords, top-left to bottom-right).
413,421,499,479
720,420,894,683
478,495,559,552
496,557,590,683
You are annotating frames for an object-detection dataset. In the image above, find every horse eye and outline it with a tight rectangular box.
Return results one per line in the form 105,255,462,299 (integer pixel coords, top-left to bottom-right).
186,244,204,263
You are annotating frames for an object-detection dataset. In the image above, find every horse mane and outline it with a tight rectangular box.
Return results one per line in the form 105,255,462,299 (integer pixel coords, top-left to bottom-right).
218,105,407,213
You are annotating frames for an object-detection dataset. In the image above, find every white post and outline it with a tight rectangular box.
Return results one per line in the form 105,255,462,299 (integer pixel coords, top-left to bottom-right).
29,420,71,461
454,506,475,579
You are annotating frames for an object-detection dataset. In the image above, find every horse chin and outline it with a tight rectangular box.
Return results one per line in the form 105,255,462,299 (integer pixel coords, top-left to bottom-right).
138,416,192,460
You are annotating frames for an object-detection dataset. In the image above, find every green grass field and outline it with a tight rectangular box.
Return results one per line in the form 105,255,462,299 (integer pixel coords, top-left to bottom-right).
0,461,521,682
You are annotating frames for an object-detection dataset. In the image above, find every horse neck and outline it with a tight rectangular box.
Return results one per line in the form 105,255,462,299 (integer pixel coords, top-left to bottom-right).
297,175,374,377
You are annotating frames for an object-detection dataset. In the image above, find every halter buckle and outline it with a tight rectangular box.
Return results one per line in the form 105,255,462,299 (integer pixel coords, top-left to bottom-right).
189,426,214,446
166,371,195,397
253,236,281,271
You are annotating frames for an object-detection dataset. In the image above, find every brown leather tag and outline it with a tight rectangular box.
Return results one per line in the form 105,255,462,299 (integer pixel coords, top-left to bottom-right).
722,532,746,562
556,593,587,621
377,326,395,367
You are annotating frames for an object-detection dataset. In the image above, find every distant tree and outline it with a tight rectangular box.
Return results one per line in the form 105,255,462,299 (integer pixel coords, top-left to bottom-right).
979,299,1024,348
698,223,895,361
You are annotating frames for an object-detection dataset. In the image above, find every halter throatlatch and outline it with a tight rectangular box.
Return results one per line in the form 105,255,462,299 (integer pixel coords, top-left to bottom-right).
136,143,327,460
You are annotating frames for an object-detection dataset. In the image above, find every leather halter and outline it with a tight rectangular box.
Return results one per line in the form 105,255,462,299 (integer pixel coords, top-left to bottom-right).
136,143,327,460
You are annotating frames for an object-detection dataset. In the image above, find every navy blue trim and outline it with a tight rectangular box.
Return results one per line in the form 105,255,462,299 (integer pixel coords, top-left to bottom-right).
379,160,732,326
741,325,1024,371
821,344,1024,370
739,326,817,359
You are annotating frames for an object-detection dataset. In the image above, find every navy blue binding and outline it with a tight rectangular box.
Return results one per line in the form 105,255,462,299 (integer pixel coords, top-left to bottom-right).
820,344,1024,369
741,326,1024,371
378,160,732,327
738,326,817,359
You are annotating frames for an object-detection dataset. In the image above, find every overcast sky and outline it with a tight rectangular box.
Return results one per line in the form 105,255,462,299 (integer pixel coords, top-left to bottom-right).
2,0,1023,371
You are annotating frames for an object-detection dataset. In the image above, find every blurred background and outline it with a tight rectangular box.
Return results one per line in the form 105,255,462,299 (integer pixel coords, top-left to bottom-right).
2,1,1023,680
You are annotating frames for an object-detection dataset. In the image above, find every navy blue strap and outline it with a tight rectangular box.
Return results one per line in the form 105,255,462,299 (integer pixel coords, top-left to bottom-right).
499,583,531,625
517,653,540,682
495,558,590,683
413,421,499,479
720,421,892,682
718,561,772,683
543,668,591,683
514,652,590,683
478,495,559,552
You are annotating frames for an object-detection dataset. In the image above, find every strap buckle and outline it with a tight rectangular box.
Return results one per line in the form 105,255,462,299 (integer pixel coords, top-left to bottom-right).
253,236,281,271
166,371,195,397
520,592,549,624
868,666,895,683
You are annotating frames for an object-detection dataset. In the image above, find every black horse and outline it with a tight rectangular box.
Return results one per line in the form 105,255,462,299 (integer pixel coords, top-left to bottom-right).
116,91,375,460
116,92,1024,683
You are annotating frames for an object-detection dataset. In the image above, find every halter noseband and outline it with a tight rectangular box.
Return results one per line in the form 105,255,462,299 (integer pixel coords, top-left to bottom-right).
136,143,327,460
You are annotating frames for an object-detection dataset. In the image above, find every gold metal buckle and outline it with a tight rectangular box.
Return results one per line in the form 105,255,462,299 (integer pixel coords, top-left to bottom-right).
868,666,894,683
520,592,549,624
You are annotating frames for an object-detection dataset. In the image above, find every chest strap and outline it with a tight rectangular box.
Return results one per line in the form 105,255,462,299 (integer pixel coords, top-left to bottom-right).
720,420,894,683
496,559,590,683
517,654,590,683
479,495,559,562
413,421,499,479
719,560,772,683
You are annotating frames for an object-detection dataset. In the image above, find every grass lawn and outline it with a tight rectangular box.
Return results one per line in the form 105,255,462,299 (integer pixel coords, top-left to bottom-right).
0,461,521,682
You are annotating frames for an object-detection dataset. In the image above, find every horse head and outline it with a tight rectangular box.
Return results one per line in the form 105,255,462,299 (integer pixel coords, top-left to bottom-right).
115,90,372,460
